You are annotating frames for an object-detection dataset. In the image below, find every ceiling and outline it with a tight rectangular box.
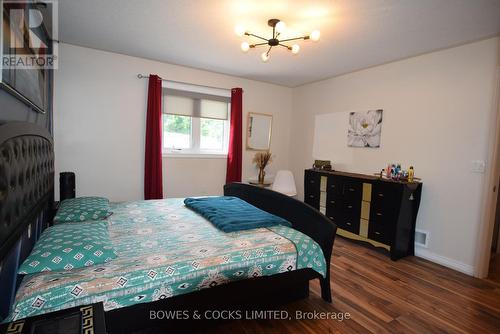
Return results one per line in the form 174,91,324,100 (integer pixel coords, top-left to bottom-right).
58,0,500,87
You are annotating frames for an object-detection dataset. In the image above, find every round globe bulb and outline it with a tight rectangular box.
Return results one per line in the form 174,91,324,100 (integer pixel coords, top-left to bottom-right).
310,30,321,42
275,21,286,33
235,24,246,37
241,41,250,52
291,44,300,54
261,52,270,62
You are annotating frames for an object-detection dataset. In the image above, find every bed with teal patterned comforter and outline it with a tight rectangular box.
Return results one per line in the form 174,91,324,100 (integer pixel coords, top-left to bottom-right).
8,198,326,321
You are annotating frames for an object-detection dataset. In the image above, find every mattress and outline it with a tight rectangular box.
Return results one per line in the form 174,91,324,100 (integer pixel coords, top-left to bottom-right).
9,198,326,321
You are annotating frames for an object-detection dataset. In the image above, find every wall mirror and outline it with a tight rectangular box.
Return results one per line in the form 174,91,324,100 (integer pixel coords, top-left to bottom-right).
247,112,273,151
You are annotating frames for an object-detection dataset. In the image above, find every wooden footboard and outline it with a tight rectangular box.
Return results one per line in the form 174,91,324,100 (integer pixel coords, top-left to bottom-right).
224,182,337,302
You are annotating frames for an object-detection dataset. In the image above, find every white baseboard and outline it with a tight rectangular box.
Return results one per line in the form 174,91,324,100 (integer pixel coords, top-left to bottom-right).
415,247,474,276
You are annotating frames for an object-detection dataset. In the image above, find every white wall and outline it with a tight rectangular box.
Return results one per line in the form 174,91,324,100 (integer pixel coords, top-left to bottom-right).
290,37,500,274
54,43,292,201
162,158,227,198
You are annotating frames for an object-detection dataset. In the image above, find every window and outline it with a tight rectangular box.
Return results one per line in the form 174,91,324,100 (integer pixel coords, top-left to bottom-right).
162,88,230,156
163,114,191,149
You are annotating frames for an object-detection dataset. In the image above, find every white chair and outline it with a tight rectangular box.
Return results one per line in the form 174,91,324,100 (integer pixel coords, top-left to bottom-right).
271,170,297,197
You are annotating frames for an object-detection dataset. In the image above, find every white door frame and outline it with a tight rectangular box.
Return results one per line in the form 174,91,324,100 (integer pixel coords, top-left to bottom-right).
475,66,500,278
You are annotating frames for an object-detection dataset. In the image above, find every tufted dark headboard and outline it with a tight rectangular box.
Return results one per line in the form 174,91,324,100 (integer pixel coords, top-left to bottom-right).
0,121,54,319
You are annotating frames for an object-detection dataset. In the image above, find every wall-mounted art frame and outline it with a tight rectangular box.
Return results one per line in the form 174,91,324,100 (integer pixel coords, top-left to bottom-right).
246,112,273,151
348,109,383,148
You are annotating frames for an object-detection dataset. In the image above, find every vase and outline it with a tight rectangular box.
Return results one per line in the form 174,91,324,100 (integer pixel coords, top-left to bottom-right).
258,168,266,184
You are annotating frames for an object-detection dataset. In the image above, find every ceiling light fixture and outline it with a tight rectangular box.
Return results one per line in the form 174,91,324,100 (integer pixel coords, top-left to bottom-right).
236,19,320,62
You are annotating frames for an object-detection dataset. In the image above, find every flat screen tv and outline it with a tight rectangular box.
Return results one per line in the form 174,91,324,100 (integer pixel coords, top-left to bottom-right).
0,0,53,114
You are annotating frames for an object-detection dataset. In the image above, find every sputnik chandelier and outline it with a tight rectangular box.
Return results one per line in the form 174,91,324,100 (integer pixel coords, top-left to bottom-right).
235,19,320,62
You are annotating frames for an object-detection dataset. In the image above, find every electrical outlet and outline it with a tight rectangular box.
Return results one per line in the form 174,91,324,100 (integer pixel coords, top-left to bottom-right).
471,160,486,173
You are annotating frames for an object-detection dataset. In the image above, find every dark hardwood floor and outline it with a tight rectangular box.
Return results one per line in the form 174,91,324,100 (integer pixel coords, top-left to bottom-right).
205,237,500,334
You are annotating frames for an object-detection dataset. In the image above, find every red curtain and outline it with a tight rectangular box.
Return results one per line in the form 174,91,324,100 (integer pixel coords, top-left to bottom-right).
144,74,164,199
226,88,243,184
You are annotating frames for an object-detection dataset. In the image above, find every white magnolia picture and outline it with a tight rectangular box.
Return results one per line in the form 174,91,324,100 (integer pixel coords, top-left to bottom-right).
348,109,383,148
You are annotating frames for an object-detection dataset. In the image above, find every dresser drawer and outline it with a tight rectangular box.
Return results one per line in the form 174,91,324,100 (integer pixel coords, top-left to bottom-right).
371,182,401,206
304,171,321,191
370,183,400,222
325,207,359,234
369,205,397,227
368,222,393,245
326,198,360,219
304,170,321,208
343,179,362,200
304,191,320,207
338,215,360,234
326,176,343,197
343,200,361,218
325,210,340,226
325,196,341,214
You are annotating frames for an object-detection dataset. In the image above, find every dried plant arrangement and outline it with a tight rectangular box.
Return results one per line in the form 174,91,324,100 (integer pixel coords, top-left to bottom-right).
253,151,273,184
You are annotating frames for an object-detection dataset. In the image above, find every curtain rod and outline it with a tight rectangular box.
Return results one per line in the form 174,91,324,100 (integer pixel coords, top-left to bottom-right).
137,74,232,92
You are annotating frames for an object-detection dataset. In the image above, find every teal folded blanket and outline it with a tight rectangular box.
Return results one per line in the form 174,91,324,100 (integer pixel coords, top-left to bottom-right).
184,196,291,232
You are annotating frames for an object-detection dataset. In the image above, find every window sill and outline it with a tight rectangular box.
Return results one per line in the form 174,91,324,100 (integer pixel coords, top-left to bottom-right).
163,153,228,159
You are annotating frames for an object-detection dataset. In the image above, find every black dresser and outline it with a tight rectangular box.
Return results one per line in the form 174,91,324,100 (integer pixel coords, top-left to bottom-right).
304,169,422,260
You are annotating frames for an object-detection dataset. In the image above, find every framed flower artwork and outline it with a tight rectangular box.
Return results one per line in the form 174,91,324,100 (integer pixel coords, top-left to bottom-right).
348,109,383,148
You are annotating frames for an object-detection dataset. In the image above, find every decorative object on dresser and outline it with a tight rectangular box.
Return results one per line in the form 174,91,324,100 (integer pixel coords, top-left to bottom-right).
252,151,273,184
304,169,422,260
348,110,383,148
380,163,420,182
0,303,106,334
313,159,332,171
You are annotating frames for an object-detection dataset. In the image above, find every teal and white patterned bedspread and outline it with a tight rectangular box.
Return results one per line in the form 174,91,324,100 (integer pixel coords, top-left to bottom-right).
9,198,326,321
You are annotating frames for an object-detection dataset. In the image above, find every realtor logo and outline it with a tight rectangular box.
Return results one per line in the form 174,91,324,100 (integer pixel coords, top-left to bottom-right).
1,0,58,69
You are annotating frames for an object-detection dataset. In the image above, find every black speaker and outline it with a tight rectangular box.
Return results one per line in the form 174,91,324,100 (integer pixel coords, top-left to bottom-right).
60,172,75,201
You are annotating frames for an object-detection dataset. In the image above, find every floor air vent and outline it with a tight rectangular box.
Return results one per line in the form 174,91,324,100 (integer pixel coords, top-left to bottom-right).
415,229,429,248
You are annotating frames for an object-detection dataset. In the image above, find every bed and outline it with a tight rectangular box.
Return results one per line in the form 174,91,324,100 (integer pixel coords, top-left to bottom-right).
0,121,337,333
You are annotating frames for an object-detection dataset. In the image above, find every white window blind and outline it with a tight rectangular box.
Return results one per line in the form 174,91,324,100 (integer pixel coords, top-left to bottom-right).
163,88,230,120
